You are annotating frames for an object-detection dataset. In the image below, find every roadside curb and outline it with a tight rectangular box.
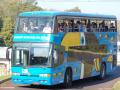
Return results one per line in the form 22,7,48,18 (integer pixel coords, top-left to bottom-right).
0,78,11,84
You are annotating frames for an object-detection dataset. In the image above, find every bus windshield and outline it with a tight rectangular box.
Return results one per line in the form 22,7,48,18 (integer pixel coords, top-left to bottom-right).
13,49,29,66
17,17,54,33
30,47,51,66
12,44,52,67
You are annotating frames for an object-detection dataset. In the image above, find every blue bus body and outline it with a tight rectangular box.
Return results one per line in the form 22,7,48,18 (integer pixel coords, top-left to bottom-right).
11,11,117,86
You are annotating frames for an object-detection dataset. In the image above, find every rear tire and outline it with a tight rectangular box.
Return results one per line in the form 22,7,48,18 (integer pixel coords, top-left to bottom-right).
64,69,72,88
99,63,106,80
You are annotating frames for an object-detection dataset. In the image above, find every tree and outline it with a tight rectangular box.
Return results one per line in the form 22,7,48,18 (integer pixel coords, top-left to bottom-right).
1,17,13,46
0,0,43,46
65,6,81,12
0,18,3,31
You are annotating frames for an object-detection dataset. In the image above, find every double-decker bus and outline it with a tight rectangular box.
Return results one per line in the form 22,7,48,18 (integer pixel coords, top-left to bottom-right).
12,11,117,88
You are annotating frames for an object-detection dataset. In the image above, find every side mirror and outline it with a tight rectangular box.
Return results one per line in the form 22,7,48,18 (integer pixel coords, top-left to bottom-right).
6,48,12,60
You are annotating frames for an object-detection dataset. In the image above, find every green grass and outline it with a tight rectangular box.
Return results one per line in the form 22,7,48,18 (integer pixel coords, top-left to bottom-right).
112,81,120,90
0,75,11,81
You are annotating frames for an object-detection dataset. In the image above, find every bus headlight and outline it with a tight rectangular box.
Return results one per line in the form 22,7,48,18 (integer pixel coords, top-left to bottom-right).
39,74,50,77
12,72,20,76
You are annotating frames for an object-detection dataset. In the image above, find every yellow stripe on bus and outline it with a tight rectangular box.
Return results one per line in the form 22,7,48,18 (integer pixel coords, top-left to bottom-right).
61,32,80,50
94,58,100,72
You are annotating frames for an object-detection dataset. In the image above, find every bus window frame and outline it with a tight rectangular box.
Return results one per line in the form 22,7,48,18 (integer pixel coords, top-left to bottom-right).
55,15,87,33
55,15,117,33
12,42,54,68
15,16,55,34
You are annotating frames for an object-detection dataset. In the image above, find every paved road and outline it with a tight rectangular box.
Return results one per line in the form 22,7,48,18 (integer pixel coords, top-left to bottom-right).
0,66,120,90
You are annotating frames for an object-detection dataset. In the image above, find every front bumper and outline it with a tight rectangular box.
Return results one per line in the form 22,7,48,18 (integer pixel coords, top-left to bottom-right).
11,76,52,85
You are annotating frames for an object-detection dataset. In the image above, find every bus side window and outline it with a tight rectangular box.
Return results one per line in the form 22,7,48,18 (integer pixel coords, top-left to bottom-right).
104,21,108,32
73,19,79,32
53,49,59,67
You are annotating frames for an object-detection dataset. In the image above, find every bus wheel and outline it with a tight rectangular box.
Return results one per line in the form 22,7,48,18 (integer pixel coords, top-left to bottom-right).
99,63,106,80
64,69,72,88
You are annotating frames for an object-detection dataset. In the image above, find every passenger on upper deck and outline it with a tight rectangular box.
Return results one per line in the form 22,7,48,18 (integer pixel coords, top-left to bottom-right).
98,21,105,32
110,23,116,32
29,22,39,33
22,22,28,32
104,23,108,32
58,23,64,32
74,21,80,32
64,21,71,32
43,23,52,33
79,22,87,32
91,22,97,32
110,23,115,28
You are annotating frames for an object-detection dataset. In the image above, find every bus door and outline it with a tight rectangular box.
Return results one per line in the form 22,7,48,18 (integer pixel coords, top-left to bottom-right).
53,47,64,84
13,48,29,68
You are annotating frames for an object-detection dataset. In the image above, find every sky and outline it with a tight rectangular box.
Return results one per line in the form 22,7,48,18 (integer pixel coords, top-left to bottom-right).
36,0,120,20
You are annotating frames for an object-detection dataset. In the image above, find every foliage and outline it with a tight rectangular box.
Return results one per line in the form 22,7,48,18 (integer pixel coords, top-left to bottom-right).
0,0,43,46
65,6,81,12
1,17,13,46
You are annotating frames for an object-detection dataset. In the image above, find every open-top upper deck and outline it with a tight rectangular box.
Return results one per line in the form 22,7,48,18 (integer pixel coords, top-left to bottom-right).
19,11,116,20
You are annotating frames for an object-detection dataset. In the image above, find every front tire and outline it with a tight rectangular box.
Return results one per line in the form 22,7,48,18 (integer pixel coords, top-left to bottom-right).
99,63,106,80
64,69,72,88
